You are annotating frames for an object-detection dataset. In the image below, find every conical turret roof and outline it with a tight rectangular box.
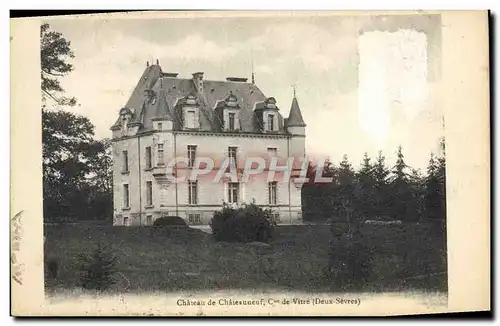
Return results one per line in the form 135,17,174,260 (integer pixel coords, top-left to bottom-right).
287,97,306,127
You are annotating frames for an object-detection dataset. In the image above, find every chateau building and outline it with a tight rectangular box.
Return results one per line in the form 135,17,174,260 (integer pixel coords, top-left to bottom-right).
110,61,306,226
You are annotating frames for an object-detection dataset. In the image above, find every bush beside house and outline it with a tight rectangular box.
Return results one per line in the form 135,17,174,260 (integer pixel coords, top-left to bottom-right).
210,202,275,243
153,216,187,228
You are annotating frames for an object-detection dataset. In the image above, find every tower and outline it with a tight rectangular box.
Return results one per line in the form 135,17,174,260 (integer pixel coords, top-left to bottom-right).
286,92,307,156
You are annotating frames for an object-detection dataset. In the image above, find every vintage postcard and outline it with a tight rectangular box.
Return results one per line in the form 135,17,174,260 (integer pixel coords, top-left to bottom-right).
10,10,490,316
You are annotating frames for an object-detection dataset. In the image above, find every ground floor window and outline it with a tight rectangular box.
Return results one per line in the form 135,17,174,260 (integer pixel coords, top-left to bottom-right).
228,182,239,203
268,181,278,205
146,215,153,225
189,213,201,225
123,216,130,226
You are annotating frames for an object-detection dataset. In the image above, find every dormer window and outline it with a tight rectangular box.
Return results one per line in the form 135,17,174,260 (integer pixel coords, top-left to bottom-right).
181,93,200,130
122,117,128,131
186,110,196,129
268,114,275,131
221,92,240,132
119,107,133,135
228,112,236,131
256,97,280,133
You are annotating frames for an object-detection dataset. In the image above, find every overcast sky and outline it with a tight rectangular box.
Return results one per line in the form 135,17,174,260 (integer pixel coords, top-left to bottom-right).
46,13,443,170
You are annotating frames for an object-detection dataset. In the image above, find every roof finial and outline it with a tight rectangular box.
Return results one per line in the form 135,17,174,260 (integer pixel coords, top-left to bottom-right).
292,84,297,98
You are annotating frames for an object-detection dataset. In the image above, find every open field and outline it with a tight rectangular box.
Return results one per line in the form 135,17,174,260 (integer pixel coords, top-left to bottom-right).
44,222,447,295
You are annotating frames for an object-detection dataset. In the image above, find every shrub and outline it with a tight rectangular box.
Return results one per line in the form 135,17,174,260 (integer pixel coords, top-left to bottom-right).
153,216,187,228
78,243,118,291
210,202,274,243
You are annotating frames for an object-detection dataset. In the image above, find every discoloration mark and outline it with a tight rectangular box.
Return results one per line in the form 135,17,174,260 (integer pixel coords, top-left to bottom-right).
11,210,24,285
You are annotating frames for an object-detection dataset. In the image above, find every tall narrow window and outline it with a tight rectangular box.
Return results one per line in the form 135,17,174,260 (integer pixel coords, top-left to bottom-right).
228,182,239,203
188,181,198,205
122,117,128,134
146,181,153,206
123,216,130,226
268,114,275,131
228,146,238,168
146,215,153,226
188,145,197,167
268,181,278,205
186,110,196,128
228,112,236,131
157,143,164,165
145,146,152,169
123,184,130,208
158,122,163,130
122,150,129,173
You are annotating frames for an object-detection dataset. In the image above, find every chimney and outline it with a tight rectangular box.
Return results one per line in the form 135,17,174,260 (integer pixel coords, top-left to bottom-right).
192,72,204,93
226,77,248,82
192,72,204,80
162,72,179,78
146,61,149,67
156,59,159,65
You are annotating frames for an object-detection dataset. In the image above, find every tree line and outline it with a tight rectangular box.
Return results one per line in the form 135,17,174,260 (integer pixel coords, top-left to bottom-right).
301,144,446,223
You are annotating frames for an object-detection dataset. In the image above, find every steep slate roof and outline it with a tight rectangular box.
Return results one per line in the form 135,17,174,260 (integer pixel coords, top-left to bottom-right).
112,64,297,134
152,87,173,121
287,97,307,127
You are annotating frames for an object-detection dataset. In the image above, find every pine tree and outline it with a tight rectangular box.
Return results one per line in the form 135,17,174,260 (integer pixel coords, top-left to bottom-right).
426,139,446,222
392,145,409,182
372,151,390,218
332,155,356,221
425,153,443,220
356,153,375,220
409,168,425,221
78,244,118,291
390,146,412,221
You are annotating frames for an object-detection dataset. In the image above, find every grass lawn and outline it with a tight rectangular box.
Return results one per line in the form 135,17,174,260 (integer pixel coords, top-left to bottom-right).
44,222,447,294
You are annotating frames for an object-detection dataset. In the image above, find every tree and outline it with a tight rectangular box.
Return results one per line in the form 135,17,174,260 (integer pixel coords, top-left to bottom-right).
390,146,412,221
41,24,112,221
425,151,446,221
372,151,390,218
333,155,356,221
42,110,97,220
408,168,425,221
41,23,76,106
78,244,118,291
85,138,113,220
86,138,113,193
356,152,375,220
425,153,441,219
301,160,337,221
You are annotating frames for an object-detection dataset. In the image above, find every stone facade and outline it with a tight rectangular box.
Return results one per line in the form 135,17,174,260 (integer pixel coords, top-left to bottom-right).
111,63,306,226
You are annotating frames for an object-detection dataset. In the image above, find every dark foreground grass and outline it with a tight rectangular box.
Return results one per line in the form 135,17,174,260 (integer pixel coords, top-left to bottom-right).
44,222,447,294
